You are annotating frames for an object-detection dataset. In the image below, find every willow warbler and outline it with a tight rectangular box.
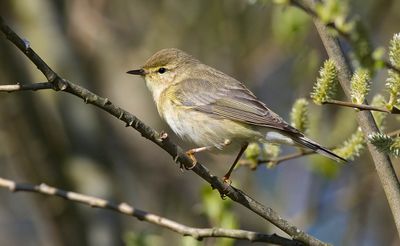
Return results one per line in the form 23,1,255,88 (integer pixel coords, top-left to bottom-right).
127,48,345,180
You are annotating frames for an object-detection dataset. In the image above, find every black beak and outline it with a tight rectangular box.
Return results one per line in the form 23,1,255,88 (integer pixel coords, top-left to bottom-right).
127,69,146,76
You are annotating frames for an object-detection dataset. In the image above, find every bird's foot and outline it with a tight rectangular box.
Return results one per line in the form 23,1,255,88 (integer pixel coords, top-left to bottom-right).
222,175,232,185
183,150,197,170
159,131,168,141
218,177,232,199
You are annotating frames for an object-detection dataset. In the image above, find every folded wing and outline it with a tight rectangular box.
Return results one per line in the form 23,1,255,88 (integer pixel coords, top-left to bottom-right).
170,78,301,135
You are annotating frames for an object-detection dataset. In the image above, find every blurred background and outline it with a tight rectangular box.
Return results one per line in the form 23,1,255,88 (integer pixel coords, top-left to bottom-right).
0,0,399,245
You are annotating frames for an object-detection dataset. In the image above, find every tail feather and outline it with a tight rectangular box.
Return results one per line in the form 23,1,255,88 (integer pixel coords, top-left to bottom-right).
294,136,347,162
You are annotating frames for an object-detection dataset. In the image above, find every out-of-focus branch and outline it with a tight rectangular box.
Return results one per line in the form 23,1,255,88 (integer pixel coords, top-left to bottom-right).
388,129,400,137
302,0,400,237
239,150,315,169
0,16,327,246
0,177,301,245
259,150,315,165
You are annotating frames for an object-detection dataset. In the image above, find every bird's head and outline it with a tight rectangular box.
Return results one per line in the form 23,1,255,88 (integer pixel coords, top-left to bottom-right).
127,48,199,101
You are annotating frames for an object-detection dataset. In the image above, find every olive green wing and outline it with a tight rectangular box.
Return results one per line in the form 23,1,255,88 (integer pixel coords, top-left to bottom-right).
170,78,300,134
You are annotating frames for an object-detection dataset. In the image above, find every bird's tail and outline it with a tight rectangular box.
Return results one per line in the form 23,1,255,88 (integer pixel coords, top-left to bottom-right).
293,135,347,162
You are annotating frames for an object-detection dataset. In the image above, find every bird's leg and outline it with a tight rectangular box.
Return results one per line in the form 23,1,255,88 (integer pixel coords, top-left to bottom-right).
223,142,249,183
184,139,232,170
184,146,213,170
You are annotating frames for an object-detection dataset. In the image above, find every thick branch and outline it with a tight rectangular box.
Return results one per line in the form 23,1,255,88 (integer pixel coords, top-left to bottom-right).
0,16,327,246
0,177,301,245
304,0,400,236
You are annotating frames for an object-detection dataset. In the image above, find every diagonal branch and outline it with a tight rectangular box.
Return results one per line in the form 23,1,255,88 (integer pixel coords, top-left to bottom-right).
0,16,327,246
289,0,400,74
303,0,400,237
0,177,301,245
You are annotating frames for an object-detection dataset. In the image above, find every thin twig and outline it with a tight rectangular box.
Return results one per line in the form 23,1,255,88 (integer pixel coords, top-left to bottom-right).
258,150,315,165
239,151,315,169
0,177,301,245
323,99,392,113
0,16,328,246
239,149,324,170
387,129,400,137
384,60,400,74
0,82,53,91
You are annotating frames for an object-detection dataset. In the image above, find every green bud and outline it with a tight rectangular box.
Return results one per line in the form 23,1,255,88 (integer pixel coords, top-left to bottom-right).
311,59,338,104
290,98,309,134
350,69,370,104
334,128,365,161
386,33,400,110
369,132,400,157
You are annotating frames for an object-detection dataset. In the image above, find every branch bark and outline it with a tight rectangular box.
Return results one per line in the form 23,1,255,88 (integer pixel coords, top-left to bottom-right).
0,16,327,246
0,82,53,91
0,177,301,245
302,0,400,236
323,99,393,113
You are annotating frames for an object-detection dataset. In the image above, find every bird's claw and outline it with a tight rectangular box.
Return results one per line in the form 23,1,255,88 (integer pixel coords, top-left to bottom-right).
223,176,232,185
184,151,197,170
159,131,168,141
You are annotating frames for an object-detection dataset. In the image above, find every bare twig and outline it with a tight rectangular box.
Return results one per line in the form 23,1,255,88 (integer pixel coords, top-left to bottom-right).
258,150,315,165
239,150,315,169
0,82,53,91
388,129,400,137
0,177,302,245
0,16,328,246
323,99,393,113
304,0,400,237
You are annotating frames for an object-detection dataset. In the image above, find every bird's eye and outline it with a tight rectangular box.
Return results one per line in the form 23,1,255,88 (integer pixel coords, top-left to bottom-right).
158,67,167,74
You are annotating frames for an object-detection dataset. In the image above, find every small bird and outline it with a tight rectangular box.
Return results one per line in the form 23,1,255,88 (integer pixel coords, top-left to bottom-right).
127,48,345,180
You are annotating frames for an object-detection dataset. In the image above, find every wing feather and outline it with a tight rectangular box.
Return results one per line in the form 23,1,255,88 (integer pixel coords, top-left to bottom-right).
169,78,300,135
